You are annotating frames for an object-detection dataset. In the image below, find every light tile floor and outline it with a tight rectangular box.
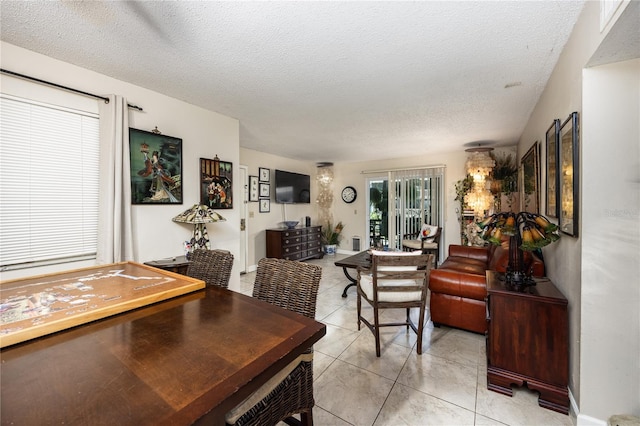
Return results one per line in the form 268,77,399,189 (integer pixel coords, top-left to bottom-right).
238,254,576,426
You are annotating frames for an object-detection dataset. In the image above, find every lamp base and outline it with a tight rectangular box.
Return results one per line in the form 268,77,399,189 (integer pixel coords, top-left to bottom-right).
505,269,536,291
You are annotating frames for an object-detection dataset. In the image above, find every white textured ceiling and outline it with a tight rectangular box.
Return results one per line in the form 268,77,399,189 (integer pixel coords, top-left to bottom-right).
0,1,585,163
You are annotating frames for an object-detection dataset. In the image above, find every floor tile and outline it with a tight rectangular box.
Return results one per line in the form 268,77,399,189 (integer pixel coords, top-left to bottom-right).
424,327,484,367
314,359,394,426
397,352,479,411
338,331,412,381
374,382,475,426
314,323,359,358
313,350,336,381
240,254,577,426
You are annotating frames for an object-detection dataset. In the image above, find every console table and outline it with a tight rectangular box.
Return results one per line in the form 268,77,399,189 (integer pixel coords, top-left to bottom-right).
486,271,569,414
266,226,323,261
144,255,190,275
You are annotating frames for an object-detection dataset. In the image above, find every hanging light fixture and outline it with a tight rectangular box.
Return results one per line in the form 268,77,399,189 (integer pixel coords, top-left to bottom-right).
465,146,495,183
316,162,334,225
464,146,496,216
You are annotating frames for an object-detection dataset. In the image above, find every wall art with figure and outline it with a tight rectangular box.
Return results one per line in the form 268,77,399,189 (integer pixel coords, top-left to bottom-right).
129,128,182,204
200,157,233,209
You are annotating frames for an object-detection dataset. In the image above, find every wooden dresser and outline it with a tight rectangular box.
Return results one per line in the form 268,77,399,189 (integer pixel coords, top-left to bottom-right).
266,226,323,261
485,271,569,414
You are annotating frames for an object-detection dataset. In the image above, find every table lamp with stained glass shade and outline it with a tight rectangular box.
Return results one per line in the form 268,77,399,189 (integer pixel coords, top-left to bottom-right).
476,212,560,287
172,204,226,256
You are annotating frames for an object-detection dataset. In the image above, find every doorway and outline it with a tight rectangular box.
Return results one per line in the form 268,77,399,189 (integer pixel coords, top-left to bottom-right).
366,167,444,252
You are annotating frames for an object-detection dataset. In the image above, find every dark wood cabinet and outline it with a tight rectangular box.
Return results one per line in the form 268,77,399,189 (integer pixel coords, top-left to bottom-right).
266,226,323,261
144,255,190,275
485,271,569,414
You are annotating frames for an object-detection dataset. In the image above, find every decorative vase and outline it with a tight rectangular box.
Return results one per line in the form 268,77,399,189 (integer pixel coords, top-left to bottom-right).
324,244,337,255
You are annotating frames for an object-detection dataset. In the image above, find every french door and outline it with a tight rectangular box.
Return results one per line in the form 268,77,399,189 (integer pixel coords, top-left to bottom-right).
367,167,444,251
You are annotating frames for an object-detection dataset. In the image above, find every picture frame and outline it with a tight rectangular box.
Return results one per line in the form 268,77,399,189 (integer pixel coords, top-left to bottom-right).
200,157,233,209
259,198,270,213
248,175,259,202
129,128,182,204
520,141,540,214
545,119,561,218
259,182,270,198
259,167,270,182
559,112,579,237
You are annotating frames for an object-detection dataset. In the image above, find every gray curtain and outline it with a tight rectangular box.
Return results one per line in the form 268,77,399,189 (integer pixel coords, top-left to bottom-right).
97,95,135,263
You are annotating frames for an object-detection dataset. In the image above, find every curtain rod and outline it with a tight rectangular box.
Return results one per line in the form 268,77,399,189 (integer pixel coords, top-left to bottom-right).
361,164,446,174
0,68,143,111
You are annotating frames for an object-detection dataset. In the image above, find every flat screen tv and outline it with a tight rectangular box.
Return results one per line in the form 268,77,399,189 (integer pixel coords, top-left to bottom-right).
275,170,311,204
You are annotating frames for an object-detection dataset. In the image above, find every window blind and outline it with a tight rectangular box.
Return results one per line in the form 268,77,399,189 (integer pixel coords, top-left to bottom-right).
389,167,444,250
0,94,100,269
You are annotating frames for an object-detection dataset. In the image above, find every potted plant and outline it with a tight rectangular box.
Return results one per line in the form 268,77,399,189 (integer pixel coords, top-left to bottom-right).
321,221,344,255
490,152,518,211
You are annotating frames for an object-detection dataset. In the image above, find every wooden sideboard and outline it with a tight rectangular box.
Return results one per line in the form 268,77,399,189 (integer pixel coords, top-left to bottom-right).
266,226,323,261
485,271,569,414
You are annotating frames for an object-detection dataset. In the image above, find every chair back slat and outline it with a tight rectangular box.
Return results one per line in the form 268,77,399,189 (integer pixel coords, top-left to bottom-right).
356,251,434,357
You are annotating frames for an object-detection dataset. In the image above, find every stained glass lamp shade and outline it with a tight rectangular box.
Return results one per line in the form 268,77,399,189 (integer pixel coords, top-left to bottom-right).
172,204,226,251
477,211,560,286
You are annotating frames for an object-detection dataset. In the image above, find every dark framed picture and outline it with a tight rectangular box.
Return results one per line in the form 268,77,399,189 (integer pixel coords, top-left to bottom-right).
520,141,540,214
249,175,259,202
559,112,579,237
259,198,270,213
259,182,270,198
259,167,270,182
129,128,182,204
200,157,232,209
545,119,561,218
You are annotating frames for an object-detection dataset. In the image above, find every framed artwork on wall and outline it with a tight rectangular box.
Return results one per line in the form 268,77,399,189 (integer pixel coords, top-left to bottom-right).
545,119,561,218
129,128,182,204
259,167,270,182
249,175,259,202
259,182,270,198
520,141,540,214
559,112,579,237
259,198,270,213
200,156,232,209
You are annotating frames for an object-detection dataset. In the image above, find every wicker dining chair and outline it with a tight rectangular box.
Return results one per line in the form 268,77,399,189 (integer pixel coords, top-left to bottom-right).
357,251,433,357
226,258,322,426
185,249,234,288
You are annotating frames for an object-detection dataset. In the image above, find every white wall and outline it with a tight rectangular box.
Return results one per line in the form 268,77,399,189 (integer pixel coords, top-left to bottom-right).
241,147,479,268
518,1,639,421
581,58,639,422
240,148,318,270
0,42,242,291
330,149,468,263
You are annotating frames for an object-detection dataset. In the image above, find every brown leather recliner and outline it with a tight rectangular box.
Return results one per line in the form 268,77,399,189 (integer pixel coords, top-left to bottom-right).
428,244,544,334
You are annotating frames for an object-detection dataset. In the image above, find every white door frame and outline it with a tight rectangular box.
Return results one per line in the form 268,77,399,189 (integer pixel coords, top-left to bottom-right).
239,165,248,274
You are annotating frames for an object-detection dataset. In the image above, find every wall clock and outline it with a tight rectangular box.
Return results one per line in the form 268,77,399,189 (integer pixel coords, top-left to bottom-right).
341,186,357,203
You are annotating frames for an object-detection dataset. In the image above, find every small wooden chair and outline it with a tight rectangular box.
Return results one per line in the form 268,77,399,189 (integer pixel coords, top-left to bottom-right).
357,251,433,357
186,249,234,288
402,226,442,267
226,258,322,426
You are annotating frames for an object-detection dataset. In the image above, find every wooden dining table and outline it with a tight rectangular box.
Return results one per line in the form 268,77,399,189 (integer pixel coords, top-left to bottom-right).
0,264,326,425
